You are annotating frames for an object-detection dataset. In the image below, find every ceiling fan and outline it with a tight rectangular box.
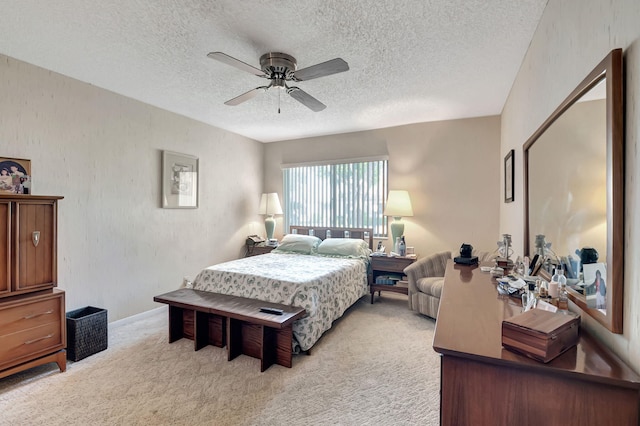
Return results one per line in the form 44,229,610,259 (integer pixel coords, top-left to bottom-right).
207,51,349,112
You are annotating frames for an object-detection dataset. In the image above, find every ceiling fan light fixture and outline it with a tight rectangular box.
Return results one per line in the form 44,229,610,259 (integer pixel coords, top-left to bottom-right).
272,76,286,89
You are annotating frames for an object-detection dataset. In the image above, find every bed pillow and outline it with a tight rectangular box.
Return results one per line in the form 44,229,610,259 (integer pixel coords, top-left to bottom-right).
273,234,322,254
316,238,371,258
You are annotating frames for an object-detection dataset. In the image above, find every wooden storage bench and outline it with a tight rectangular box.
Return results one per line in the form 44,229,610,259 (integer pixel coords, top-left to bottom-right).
153,288,306,372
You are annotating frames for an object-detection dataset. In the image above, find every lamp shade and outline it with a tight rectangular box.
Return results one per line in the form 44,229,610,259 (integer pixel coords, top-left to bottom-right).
258,193,283,216
383,190,414,217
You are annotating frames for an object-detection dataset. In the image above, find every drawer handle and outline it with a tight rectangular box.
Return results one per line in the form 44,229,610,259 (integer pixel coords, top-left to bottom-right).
24,309,54,319
24,334,53,345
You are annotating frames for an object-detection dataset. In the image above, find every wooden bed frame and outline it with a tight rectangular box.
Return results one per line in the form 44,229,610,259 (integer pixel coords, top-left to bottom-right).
288,226,374,249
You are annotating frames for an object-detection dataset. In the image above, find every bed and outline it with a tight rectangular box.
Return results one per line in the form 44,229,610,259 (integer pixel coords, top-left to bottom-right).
191,226,373,352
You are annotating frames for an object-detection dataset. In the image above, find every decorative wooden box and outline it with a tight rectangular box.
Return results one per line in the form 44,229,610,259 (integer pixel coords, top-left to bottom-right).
502,308,580,363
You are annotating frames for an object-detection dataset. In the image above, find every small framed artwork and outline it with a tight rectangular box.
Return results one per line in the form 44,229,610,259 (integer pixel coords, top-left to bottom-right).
162,151,199,209
0,157,31,194
504,149,514,203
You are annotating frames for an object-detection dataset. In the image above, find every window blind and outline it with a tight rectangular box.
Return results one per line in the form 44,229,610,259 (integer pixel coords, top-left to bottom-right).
283,159,388,237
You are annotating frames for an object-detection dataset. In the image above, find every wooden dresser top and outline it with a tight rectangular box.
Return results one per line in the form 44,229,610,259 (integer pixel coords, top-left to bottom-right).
433,260,640,388
0,194,63,200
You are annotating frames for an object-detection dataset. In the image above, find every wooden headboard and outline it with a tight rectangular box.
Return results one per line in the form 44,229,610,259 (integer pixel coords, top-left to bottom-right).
289,226,374,249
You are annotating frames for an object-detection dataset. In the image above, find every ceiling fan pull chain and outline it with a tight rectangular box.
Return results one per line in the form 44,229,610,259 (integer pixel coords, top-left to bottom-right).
278,89,281,114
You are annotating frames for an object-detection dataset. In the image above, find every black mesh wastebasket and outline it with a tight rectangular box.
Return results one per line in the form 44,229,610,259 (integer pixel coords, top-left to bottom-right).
66,306,108,361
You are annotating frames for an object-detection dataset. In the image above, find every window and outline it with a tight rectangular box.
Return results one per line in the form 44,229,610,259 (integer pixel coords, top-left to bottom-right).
283,158,388,237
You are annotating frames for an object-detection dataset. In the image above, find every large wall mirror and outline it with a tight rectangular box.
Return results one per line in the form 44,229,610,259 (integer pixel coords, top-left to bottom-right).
524,49,624,333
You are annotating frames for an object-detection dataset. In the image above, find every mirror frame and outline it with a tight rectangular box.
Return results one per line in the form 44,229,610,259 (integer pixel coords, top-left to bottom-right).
523,48,624,333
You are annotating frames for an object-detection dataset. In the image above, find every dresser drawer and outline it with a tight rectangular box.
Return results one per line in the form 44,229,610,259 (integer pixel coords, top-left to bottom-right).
0,322,63,368
0,297,61,336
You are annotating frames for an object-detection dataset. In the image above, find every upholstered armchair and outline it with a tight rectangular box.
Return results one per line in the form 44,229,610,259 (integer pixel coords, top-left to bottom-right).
404,251,452,319
404,250,495,319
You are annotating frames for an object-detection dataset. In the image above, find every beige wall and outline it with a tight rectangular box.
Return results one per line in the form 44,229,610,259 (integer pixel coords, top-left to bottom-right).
1,54,264,322
501,0,640,370
264,116,501,257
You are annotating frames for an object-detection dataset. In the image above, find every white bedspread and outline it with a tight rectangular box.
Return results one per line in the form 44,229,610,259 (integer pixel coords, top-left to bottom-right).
192,253,368,352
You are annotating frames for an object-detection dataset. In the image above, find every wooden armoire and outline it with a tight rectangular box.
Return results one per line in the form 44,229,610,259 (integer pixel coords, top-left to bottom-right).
0,194,66,379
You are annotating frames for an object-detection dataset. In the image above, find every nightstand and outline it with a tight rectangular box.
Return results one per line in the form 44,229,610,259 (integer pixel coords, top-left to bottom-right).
245,243,277,257
369,255,416,303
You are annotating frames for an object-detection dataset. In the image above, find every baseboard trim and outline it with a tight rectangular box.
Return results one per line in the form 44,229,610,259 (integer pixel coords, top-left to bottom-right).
108,305,167,330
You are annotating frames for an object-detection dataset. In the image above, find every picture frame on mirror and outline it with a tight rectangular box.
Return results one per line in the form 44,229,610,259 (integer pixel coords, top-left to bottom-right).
583,262,607,311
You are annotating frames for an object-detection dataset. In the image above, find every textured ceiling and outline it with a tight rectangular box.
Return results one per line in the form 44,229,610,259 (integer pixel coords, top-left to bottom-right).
0,0,547,142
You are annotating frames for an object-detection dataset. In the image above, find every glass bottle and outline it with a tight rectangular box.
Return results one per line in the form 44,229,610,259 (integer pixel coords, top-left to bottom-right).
528,282,537,305
522,282,537,312
528,281,538,299
556,265,567,286
549,266,566,300
558,284,569,310
399,236,406,256
537,279,548,299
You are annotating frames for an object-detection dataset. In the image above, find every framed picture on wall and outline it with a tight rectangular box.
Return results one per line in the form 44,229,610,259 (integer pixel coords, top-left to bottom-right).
162,151,199,209
0,157,31,194
504,149,514,203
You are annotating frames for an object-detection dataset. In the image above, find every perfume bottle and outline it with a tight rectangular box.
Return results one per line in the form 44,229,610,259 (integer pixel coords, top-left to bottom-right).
558,284,569,311
556,265,567,286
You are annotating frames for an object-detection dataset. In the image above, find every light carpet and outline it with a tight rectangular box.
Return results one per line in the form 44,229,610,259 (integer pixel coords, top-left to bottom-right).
0,293,440,425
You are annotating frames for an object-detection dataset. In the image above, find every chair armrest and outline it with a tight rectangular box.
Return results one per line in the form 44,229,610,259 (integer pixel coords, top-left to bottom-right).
474,250,497,263
404,251,452,294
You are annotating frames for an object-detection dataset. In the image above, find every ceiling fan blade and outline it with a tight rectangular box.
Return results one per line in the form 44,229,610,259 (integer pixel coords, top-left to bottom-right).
224,87,267,106
293,58,349,81
207,52,265,77
287,87,326,112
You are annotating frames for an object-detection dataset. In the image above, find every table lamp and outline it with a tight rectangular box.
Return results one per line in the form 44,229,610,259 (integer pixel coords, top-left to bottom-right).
258,193,283,241
383,190,413,245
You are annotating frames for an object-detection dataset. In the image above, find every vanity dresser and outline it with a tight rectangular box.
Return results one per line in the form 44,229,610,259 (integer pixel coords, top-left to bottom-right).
433,261,640,425
0,194,66,378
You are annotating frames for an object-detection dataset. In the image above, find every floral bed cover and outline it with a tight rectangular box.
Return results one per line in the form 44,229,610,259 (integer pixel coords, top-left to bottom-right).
192,252,369,352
